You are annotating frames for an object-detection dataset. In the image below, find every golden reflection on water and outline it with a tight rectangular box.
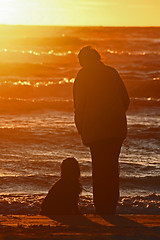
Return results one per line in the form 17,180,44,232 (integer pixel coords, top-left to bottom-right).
0,78,75,87
1,48,159,57
0,48,73,56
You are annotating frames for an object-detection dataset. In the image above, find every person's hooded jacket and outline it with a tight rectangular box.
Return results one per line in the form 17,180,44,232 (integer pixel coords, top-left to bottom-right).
73,61,130,146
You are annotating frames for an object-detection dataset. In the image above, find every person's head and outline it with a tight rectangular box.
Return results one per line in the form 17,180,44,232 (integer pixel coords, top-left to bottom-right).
78,46,101,67
61,157,80,180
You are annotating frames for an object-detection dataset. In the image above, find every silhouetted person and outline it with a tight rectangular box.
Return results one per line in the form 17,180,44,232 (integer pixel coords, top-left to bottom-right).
73,46,130,214
40,157,82,215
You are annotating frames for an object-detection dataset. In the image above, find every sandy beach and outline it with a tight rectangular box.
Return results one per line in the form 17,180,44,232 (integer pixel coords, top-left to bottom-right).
0,214,159,239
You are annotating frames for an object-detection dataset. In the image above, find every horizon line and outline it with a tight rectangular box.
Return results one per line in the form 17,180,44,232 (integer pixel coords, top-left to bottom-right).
0,24,160,28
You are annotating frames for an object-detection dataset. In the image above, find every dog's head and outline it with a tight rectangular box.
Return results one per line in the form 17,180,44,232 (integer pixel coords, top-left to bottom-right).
61,157,80,180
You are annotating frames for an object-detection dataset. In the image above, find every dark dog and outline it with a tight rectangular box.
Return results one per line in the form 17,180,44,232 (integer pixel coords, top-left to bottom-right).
40,157,81,215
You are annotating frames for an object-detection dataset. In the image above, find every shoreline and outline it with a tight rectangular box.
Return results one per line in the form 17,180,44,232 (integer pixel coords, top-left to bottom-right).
0,214,160,239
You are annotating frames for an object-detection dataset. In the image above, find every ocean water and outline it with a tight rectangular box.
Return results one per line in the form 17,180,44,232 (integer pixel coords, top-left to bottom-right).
0,26,159,215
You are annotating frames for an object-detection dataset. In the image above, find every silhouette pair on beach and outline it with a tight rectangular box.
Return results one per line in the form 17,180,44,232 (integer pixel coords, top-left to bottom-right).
40,46,130,215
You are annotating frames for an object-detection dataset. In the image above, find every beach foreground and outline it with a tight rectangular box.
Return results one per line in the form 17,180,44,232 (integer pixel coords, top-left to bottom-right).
0,214,159,239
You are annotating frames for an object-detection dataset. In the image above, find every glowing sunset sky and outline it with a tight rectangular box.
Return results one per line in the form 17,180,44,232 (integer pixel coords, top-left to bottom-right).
0,0,159,26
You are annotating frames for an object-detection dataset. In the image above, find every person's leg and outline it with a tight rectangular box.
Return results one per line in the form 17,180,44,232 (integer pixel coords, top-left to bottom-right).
89,138,123,214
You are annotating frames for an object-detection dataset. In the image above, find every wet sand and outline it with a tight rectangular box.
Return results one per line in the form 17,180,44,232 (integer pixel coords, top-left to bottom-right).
0,214,159,239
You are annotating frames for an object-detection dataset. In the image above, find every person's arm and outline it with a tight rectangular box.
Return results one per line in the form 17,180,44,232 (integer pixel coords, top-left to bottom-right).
115,70,130,111
73,70,86,134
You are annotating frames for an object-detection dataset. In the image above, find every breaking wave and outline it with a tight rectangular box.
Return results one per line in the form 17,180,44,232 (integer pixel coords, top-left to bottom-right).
0,96,159,114
0,174,159,195
0,193,159,215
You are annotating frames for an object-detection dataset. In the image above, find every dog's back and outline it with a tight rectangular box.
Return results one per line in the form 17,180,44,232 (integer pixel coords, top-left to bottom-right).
40,178,79,215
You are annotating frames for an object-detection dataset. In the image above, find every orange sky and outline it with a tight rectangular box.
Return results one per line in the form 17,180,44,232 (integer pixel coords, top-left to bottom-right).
0,0,159,26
